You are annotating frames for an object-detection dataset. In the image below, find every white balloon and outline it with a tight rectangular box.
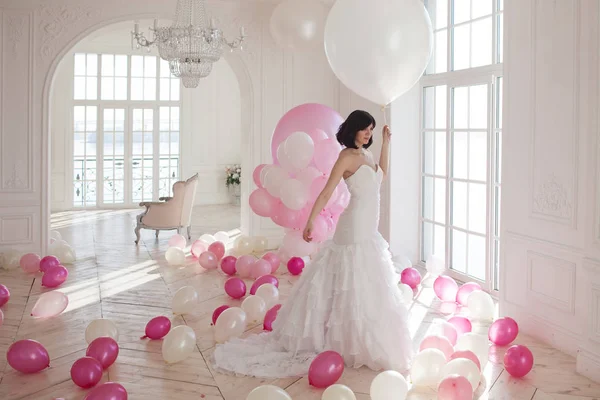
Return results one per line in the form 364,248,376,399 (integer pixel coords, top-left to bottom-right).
50,230,62,241
214,307,247,343
172,286,199,315
440,358,480,392
246,385,292,400
426,254,446,275
31,291,69,318
370,370,409,400
256,283,279,309
199,234,216,244
241,295,267,323
234,236,254,255
455,333,489,367
322,384,356,400
284,132,314,170
165,247,186,266
466,290,495,320
214,231,230,244
269,0,328,51
260,165,274,186
162,325,196,364
277,142,297,174
296,166,322,190
410,348,447,387
279,179,309,210
264,166,289,198
398,283,414,304
324,0,433,105
85,319,118,343
253,236,269,253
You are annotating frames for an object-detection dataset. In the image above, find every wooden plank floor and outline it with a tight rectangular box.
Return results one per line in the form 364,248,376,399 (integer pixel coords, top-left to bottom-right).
0,204,599,399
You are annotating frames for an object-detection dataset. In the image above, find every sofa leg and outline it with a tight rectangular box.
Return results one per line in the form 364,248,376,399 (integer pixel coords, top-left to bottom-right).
134,226,141,245
155,230,159,238
187,226,191,240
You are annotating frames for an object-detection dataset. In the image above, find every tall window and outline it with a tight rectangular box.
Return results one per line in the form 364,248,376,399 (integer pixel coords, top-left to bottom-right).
420,0,503,291
72,54,181,207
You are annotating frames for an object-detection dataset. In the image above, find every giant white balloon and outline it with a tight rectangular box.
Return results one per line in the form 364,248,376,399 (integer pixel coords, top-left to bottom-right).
269,0,328,51
324,0,433,105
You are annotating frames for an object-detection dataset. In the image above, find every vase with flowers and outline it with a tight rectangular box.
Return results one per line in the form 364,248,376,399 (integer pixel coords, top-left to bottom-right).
225,164,241,205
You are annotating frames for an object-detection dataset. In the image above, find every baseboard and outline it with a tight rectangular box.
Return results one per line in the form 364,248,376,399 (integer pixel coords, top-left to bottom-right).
577,346,600,383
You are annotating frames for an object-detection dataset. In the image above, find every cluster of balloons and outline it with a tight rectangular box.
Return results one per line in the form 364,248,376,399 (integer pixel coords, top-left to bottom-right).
432,274,495,321
20,254,69,288
47,230,76,264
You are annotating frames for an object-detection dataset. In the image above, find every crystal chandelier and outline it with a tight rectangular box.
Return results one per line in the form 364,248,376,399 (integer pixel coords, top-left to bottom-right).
131,0,246,88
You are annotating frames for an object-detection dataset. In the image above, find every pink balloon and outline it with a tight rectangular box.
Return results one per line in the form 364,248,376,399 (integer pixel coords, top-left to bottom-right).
191,240,207,258
314,139,342,174
437,374,473,400
41,265,68,288
168,234,186,249
199,251,219,269
141,316,171,340
212,305,230,325
434,275,459,302
450,350,481,371
263,304,282,331
224,278,246,299
208,242,225,260
250,259,272,279
401,267,422,289
236,255,256,278
20,253,41,273
419,335,454,360
250,275,279,295
489,317,519,346
287,257,305,275
447,316,472,335
220,256,237,275
262,252,281,273
7,339,50,373
308,350,344,388
253,164,266,188
71,356,103,388
270,103,343,165
504,345,534,377
456,282,482,306
308,128,329,143
84,382,128,400
39,255,60,273
250,188,277,217
0,284,10,307
310,215,329,243
86,337,119,369
271,202,305,229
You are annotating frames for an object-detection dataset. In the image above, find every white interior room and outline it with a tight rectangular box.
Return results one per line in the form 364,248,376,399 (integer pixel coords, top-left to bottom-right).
0,0,599,399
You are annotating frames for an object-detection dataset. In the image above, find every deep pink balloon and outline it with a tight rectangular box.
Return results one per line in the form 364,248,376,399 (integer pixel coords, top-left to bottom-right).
456,282,482,306
263,304,282,331
504,345,534,377
250,275,280,295
434,275,459,302
489,317,519,346
250,188,277,217
236,255,256,278
401,267,422,289
20,253,41,273
262,252,281,273
250,259,272,279
0,284,10,307
41,265,68,288
191,240,207,258
39,255,60,273
84,382,128,400
141,316,171,340
71,356,103,388
7,339,50,373
220,256,237,276
447,316,472,335
450,350,481,371
287,257,305,275
419,335,454,360
212,305,230,325
86,337,119,369
270,103,343,165
438,374,474,400
208,242,225,260
224,278,246,299
253,164,266,188
199,251,219,269
308,350,345,388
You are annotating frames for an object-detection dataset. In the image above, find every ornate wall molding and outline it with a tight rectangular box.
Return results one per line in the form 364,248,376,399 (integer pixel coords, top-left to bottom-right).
532,173,573,220
3,163,26,190
7,14,26,55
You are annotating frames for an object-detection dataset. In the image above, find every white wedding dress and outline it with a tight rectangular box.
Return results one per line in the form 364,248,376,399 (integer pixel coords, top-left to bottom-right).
213,164,414,377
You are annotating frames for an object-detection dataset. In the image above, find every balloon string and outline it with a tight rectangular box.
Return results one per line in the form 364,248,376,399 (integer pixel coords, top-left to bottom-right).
381,104,388,125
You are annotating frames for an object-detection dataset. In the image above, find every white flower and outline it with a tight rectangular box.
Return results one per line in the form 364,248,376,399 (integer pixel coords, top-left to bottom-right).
236,168,241,173
232,173,239,179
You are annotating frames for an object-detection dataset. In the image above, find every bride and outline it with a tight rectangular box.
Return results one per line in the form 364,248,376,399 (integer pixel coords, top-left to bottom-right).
213,110,413,378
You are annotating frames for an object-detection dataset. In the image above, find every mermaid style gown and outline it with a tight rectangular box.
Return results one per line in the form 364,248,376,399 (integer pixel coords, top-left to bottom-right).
213,164,414,377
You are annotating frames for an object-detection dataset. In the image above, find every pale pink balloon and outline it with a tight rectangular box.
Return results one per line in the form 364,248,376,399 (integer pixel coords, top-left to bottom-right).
191,240,207,258
250,188,277,217
250,259,272,279
450,350,481,371
0,284,10,307
86,337,119,369
488,317,519,346
401,267,422,289
308,128,329,143
7,339,50,373
309,176,328,202
236,255,256,278
199,251,219,269
262,252,281,273
250,275,279,295
31,291,68,318
271,202,305,229
39,255,60,273
456,282,482,306
220,256,237,276
263,304,282,331
212,305,230,324
504,345,534,377
253,164,266,188
168,234,187,249
224,277,246,299
438,374,473,400
141,316,171,340
447,316,472,335
208,242,225,260
419,335,454,360
41,265,68,288
314,139,342,174
434,275,459,302
20,253,41,273
83,382,128,400
287,257,305,275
